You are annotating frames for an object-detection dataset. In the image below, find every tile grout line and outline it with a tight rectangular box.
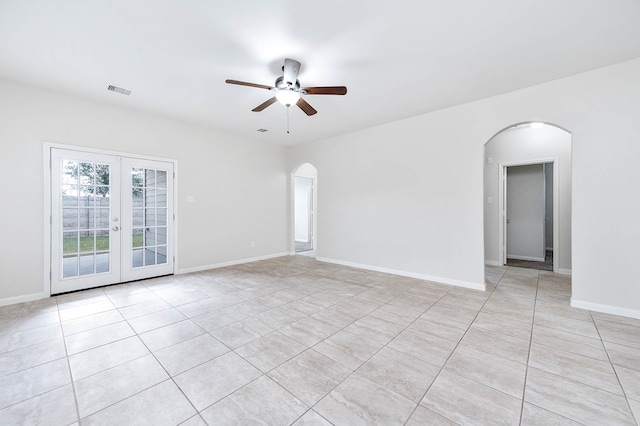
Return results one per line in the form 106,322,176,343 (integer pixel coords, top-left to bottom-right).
257,293,385,421
124,308,205,422
518,271,591,425
56,296,83,425
517,267,541,425
72,285,202,422
184,274,378,423
402,268,516,425
161,276,372,421
270,280,451,425
381,282,494,425
7,259,635,425
590,310,639,425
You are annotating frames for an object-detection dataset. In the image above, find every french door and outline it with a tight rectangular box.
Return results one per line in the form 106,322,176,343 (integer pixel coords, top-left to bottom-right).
51,148,174,294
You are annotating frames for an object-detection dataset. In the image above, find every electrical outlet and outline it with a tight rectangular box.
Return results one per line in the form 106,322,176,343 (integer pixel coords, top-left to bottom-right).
251,241,256,248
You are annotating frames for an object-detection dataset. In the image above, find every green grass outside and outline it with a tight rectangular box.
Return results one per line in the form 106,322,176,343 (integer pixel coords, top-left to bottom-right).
63,234,143,254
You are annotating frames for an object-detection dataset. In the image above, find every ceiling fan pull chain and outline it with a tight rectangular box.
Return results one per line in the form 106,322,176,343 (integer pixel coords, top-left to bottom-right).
287,106,290,134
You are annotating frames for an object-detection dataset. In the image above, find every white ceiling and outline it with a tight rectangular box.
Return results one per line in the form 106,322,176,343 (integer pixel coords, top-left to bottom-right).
1,1,640,146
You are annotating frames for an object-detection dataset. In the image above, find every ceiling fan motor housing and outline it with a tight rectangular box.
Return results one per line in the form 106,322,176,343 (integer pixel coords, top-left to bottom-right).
275,76,301,91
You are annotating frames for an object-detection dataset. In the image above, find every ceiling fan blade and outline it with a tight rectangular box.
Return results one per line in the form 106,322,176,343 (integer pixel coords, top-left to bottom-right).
226,79,273,90
302,86,347,95
252,97,277,112
283,58,301,86
296,98,317,116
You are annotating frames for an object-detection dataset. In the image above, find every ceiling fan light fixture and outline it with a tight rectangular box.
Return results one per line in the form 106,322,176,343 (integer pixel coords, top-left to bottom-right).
275,89,300,107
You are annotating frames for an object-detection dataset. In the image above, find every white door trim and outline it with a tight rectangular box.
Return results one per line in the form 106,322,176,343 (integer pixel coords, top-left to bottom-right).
498,158,559,273
44,142,178,297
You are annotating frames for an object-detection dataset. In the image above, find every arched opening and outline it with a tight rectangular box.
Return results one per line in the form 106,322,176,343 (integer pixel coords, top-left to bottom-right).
292,163,317,257
483,122,572,275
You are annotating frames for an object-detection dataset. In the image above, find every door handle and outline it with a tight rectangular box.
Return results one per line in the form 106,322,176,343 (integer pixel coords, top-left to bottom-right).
112,226,119,231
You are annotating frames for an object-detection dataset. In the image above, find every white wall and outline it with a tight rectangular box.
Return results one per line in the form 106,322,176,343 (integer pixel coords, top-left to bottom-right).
506,164,545,261
288,109,488,290
0,78,288,303
484,125,571,271
287,58,640,317
294,163,318,179
3,58,640,318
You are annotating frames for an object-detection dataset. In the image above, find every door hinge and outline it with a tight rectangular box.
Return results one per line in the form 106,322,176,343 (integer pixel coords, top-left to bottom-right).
173,213,175,221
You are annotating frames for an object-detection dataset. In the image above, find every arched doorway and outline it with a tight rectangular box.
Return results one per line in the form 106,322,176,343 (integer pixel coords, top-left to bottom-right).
483,122,572,274
292,163,317,256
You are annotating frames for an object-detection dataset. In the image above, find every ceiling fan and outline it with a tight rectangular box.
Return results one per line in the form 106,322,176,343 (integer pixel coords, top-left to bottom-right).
225,58,347,116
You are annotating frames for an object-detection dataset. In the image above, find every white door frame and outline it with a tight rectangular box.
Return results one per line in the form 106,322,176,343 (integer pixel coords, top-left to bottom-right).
498,158,559,272
43,142,178,297
290,172,317,255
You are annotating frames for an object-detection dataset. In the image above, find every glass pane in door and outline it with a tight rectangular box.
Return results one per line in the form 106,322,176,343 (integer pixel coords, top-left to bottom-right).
61,159,111,278
131,167,169,268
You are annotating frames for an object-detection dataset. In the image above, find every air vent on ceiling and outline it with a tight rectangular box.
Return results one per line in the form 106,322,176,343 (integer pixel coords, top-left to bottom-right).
257,128,268,132
107,85,132,96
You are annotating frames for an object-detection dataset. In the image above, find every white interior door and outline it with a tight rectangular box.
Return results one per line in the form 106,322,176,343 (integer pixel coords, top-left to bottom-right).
51,148,173,294
294,177,313,244
502,167,507,265
506,164,546,261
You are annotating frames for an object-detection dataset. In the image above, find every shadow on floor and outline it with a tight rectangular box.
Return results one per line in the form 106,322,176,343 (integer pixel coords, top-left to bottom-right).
506,250,553,271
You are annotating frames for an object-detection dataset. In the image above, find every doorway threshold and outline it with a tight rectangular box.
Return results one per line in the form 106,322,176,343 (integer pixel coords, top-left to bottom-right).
506,250,553,271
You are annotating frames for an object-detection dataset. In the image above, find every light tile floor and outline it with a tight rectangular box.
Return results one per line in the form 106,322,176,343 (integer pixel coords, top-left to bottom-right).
1,256,639,425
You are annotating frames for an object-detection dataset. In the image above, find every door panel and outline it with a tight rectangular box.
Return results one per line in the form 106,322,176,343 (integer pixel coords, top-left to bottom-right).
51,150,121,293
51,149,173,294
121,158,174,282
294,176,314,253
506,164,545,261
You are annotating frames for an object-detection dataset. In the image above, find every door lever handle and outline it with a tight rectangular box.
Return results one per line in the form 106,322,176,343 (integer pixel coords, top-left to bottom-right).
112,226,119,231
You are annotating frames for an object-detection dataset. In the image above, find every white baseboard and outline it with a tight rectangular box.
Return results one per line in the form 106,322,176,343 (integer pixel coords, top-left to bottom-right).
0,292,44,307
571,298,640,320
485,260,502,267
507,255,546,262
316,257,485,291
177,252,290,274
557,268,572,276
